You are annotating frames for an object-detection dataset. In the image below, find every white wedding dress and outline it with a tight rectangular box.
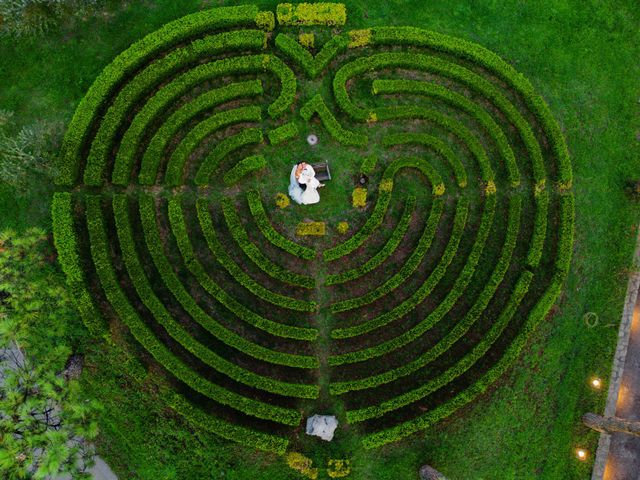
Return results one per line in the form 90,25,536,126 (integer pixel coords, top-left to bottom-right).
289,164,320,205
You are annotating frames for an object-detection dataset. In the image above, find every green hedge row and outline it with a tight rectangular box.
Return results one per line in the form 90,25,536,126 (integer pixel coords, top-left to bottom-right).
300,94,368,147
276,3,347,26
382,132,467,188
330,197,463,343
369,26,572,188
164,106,262,186
375,80,515,187
113,195,318,399
138,195,318,369
221,197,315,288
51,193,108,337
85,195,301,426
56,5,260,186
334,52,545,184
374,106,495,182
166,392,289,455
90,30,266,186
330,193,497,364
135,79,263,185
324,157,444,262
325,195,415,286
196,198,317,312
167,196,318,341
349,269,532,424
332,194,520,394
526,189,549,269
274,33,348,78
330,197,443,314
267,121,299,146
223,155,267,186
361,269,566,449
247,190,316,260
555,193,574,275
195,128,264,186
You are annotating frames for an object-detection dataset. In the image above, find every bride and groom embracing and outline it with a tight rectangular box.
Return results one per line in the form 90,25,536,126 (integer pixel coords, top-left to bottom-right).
288,162,325,205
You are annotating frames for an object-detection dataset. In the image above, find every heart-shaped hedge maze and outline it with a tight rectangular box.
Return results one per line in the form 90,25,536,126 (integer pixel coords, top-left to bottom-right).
52,3,574,455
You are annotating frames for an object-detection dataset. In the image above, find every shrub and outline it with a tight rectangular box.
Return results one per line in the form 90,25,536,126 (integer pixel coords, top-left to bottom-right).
526,189,549,268
298,32,315,48
275,33,348,78
114,194,317,399
275,193,290,209
196,198,317,312
51,192,107,337
164,106,262,186
286,452,318,479
168,196,318,340
276,3,346,26
352,187,367,208
360,155,377,174
247,190,316,260
254,11,275,31
326,196,416,286
85,195,301,426
347,29,371,48
336,222,349,234
300,94,367,147
296,222,326,236
268,121,299,145
223,155,267,186
328,459,351,478
138,194,318,368
221,197,314,288
58,6,261,186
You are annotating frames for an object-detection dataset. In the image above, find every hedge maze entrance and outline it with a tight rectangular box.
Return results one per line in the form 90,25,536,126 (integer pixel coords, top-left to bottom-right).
52,3,574,458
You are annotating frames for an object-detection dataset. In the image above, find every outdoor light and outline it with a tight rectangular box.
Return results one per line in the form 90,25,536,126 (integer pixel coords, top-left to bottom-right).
576,449,587,461
591,378,602,389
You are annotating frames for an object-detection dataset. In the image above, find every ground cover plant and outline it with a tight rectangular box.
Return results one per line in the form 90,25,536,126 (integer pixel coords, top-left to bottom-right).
1,1,639,478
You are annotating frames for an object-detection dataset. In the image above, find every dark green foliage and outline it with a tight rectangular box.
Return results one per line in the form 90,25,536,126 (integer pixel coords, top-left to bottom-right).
299,94,367,147
267,121,299,146
274,33,348,78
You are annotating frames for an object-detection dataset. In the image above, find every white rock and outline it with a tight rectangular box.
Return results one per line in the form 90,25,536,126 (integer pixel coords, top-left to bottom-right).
305,415,338,441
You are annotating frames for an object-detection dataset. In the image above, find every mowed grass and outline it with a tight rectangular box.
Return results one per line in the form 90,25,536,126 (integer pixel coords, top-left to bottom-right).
1,0,639,478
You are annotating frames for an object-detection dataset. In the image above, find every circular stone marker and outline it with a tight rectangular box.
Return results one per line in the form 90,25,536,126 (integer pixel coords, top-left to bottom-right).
307,134,319,145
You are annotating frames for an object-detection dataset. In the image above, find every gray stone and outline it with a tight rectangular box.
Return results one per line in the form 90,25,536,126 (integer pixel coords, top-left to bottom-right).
305,415,338,441
419,465,447,480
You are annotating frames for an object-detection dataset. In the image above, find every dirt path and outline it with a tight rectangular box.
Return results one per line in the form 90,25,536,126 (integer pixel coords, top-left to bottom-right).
592,226,640,480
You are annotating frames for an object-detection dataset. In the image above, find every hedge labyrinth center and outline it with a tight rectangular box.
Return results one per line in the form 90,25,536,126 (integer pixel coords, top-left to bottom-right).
52,3,575,457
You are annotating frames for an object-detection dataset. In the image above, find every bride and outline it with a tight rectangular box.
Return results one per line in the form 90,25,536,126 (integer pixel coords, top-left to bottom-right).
288,162,323,205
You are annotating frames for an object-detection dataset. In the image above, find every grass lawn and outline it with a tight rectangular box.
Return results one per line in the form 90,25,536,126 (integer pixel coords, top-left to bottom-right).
1,1,639,478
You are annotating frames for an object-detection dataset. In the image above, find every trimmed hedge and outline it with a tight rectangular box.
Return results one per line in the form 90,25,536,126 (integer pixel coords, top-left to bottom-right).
167,196,318,340
375,106,495,182
195,128,264,186
526,189,549,269
555,192,574,275
267,121,299,145
275,33,348,78
223,155,267,186
56,5,260,186
221,197,315,288
167,392,288,455
138,194,318,368
370,26,571,188
329,193,497,364
333,52,545,184
331,196,461,341
299,94,368,147
113,194,318,399
382,132,467,188
325,195,415,286
84,31,264,186
164,106,262,186
361,270,565,449
196,198,317,312
247,190,316,260
276,3,347,26
324,157,445,262
375,80,515,187
51,193,107,336
348,269,533,423
136,79,264,185
332,195,521,393
330,197,443,314
85,195,301,426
